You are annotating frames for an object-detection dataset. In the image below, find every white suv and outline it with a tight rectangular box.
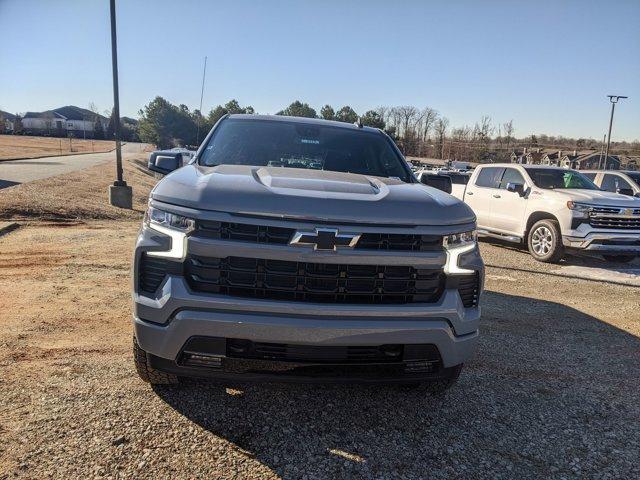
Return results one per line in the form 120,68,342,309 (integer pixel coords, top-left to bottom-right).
463,164,640,263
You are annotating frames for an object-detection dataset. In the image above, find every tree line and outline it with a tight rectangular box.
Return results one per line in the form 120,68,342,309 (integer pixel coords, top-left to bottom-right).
131,96,640,159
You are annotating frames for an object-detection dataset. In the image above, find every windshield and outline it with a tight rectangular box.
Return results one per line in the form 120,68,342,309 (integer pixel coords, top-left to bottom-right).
199,118,411,182
524,168,598,190
626,172,640,187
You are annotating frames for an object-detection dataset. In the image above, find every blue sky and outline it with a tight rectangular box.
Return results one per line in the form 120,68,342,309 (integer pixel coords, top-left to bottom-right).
1,0,639,140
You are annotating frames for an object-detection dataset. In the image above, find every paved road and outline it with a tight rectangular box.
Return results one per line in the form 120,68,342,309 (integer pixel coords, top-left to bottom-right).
0,143,146,189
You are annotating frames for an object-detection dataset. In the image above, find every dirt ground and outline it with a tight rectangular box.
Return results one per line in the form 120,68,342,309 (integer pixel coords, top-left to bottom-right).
0,135,116,161
0,158,639,479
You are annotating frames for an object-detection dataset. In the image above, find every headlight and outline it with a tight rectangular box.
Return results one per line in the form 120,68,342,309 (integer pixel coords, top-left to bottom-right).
566,201,592,218
144,206,195,233
443,230,477,275
443,230,477,250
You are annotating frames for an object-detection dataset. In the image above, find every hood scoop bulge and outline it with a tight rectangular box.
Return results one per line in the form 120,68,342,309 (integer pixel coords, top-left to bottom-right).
254,167,387,199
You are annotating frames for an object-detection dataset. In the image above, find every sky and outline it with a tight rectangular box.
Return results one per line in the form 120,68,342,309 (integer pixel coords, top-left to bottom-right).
1,0,639,141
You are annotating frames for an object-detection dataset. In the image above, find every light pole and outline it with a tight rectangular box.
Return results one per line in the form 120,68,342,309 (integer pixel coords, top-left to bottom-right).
602,95,627,170
107,0,132,209
196,56,207,146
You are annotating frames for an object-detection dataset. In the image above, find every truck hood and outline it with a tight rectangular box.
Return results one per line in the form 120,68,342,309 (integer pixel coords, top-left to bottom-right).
151,164,476,226
542,188,640,207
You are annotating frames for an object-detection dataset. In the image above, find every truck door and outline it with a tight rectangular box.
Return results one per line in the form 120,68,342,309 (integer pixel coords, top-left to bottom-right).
464,166,505,230
491,167,529,236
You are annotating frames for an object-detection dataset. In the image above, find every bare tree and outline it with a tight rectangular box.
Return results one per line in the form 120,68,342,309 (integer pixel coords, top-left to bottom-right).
396,106,419,139
375,106,390,126
434,117,449,159
503,120,515,152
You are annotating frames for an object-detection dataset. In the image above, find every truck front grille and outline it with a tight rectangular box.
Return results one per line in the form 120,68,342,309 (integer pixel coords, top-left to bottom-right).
227,340,414,363
195,221,442,251
185,255,445,304
588,207,640,230
589,217,640,229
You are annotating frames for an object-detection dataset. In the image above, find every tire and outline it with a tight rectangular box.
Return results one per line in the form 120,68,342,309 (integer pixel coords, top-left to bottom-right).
603,255,636,263
398,364,463,393
133,337,180,385
527,219,564,263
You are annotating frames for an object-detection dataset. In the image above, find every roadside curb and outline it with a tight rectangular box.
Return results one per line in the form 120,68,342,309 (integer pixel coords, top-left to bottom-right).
0,222,19,238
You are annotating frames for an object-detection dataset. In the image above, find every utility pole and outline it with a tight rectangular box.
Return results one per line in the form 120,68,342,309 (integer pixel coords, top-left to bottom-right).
603,95,627,170
196,56,207,146
107,0,132,209
597,134,606,169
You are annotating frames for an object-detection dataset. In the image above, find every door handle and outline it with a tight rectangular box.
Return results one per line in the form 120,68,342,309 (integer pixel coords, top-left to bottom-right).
466,191,474,196
492,194,501,198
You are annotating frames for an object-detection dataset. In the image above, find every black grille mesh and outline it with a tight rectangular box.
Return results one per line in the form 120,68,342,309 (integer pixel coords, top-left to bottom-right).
185,255,445,304
195,221,442,251
139,254,169,293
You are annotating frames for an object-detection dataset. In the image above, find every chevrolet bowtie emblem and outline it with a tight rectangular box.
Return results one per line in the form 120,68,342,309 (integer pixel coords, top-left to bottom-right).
289,228,360,251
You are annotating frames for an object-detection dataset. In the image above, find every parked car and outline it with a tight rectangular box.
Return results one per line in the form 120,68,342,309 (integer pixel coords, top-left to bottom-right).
581,170,640,197
134,114,484,388
462,164,640,263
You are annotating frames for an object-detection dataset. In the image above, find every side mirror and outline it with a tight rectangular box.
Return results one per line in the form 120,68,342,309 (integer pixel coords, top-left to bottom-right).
421,174,452,194
148,152,181,175
506,182,526,196
617,188,634,196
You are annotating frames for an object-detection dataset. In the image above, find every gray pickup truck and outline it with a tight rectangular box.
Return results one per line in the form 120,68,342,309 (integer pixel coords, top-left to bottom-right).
133,114,484,389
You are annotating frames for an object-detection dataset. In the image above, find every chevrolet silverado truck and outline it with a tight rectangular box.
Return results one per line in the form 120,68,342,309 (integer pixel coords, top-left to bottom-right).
463,163,640,263
133,114,484,388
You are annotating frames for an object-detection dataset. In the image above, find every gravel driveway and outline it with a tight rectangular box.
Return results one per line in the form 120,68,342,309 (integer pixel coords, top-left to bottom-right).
1,223,638,479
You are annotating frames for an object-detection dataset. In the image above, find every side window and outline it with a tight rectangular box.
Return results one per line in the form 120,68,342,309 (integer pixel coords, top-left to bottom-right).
582,172,597,181
499,168,525,189
602,174,631,192
475,167,505,188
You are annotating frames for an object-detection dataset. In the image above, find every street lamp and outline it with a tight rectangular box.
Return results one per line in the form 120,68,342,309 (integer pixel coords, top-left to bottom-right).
602,95,628,170
107,0,132,209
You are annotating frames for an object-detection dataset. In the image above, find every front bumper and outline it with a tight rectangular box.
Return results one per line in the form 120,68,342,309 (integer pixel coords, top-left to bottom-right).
562,230,640,254
133,215,484,379
134,276,480,369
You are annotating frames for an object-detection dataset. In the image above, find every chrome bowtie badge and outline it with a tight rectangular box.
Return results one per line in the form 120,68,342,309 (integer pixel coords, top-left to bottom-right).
289,228,360,251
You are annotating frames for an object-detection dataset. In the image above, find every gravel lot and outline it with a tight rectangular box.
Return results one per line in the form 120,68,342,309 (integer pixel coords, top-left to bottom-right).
0,159,638,479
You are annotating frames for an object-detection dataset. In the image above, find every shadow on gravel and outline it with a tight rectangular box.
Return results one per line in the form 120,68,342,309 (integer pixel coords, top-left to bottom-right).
481,237,638,266
153,291,640,478
0,179,21,190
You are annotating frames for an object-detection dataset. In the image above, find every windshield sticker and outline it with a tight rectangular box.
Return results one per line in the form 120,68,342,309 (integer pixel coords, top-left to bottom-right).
300,139,320,145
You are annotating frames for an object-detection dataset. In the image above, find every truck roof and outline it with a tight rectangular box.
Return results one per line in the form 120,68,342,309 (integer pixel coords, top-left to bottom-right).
477,163,573,170
227,114,382,134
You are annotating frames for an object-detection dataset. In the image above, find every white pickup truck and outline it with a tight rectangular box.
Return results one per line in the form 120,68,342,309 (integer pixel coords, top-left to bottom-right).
459,164,640,263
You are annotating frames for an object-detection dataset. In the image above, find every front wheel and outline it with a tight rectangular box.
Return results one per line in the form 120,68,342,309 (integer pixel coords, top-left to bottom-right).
527,219,564,263
133,337,180,385
603,255,636,264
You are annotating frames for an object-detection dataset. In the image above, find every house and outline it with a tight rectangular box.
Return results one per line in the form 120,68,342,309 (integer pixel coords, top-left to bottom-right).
0,110,16,133
618,155,640,171
558,151,582,169
510,147,544,164
21,106,107,138
573,152,620,170
541,150,564,166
